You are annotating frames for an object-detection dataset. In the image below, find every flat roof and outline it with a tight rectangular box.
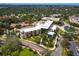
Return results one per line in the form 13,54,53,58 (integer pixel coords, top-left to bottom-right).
51,18,60,21
19,20,53,33
50,14,61,17
42,17,50,20
19,25,41,33
41,20,53,29
42,17,60,21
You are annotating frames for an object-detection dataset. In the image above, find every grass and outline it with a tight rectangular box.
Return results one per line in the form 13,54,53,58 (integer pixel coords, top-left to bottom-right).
25,35,55,48
64,19,70,24
57,29,64,35
48,40,54,48
62,48,68,56
19,48,38,56
62,47,73,56
64,26,75,33
26,35,41,44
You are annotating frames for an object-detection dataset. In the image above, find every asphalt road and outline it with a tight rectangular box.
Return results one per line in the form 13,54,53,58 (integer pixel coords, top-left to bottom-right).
69,41,79,56
57,22,79,56
53,41,62,56
0,39,48,55
21,40,48,55
51,35,64,56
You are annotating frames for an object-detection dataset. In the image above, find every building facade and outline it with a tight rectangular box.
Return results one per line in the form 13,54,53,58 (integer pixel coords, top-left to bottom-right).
18,20,53,39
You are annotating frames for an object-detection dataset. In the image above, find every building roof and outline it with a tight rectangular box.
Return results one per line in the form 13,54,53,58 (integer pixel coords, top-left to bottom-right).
51,25,57,31
41,20,53,29
42,17,60,21
48,32,54,35
50,14,61,17
51,18,60,21
19,20,53,33
41,17,50,20
19,25,41,33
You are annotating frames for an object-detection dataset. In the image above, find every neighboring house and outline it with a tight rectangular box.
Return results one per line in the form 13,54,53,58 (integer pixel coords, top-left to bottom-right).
20,22,29,27
0,16,10,20
10,23,16,28
10,22,29,29
69,15,79,24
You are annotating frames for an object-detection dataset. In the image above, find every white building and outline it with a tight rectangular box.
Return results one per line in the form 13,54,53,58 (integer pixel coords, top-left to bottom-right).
51,25,57,31
41,20,53,29
18,20,53,38
48,25,57,38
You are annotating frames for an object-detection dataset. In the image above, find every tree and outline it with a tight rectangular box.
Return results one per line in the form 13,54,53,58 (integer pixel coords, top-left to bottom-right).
61,39,70,48
0,34,22,56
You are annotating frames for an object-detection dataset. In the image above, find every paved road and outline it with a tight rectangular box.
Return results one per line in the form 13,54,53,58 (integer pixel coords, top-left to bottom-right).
53,41,62,56
56,22,79,56
51,35,64,56
0,40,48,55
21,40,48,55
69,41,79,56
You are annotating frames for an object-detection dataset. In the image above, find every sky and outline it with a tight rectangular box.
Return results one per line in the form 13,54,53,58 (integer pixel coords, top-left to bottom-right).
0,0,79,3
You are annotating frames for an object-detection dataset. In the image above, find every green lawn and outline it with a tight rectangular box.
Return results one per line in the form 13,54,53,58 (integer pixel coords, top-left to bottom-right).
19,48,38,56
64,26,75,33
64,19,70,24
62,48,73,56
26,36,41,44
57,29,64,35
